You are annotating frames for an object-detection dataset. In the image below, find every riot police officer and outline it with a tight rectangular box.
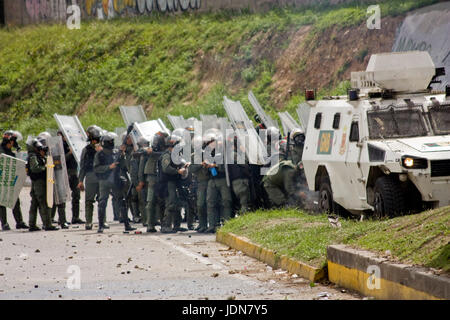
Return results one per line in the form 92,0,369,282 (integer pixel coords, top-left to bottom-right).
0,130,28,230
289,128,305,165
190,135,209,233
94,132,136,233
27,137,59,231
204,132,232,233
58,130,84,225
78,125,102,230
138,134,167,233
159,134,189,233
37,131,70,230
262,160,305,208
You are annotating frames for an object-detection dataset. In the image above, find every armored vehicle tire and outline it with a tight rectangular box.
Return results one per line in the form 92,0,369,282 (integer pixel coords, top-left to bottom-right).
319,177,349,217
373,176,406,218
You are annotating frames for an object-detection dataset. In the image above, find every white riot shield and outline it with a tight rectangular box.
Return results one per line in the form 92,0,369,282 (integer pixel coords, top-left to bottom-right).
120,105,147,127
296,103,310,133
185,117,198,128
114,127,126,147
0,154,27,209
53,114,87,165
168,115,187,129
131,119,171,149
48,136,71,205
248,91,279,129
278,111,302,137
200,114,221,132
223,96,267,165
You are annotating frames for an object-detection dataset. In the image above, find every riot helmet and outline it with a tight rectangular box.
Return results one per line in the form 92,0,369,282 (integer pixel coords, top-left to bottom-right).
2,130,23,150
137,137,150,148
86,126,101,142
100,132,115,150
290,128,305,146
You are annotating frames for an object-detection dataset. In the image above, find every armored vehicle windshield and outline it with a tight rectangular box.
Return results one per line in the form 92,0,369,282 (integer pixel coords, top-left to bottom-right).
428,103,450,135
367,105,428,139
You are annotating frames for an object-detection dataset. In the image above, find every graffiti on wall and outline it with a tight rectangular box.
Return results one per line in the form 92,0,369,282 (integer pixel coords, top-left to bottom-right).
25,0,67,21
25,0,201,21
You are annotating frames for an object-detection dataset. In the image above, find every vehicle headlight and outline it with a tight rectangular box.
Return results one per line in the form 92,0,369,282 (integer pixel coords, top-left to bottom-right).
401,155,428,169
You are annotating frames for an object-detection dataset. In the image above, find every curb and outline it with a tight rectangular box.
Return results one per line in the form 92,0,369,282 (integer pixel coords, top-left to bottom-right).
327,245,450,300
216,231,326,282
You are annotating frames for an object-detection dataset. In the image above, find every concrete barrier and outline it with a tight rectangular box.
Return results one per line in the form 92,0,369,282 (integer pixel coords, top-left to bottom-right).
216,230,326,282
327,245,450,300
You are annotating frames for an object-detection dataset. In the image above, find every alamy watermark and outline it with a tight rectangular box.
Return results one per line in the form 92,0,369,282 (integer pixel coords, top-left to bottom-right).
366,265,381,290
367,5,381,30
66,265,81,290
169,127,282,176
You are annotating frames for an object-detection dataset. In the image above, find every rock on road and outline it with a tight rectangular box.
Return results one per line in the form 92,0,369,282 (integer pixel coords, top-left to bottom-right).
0,187,361,300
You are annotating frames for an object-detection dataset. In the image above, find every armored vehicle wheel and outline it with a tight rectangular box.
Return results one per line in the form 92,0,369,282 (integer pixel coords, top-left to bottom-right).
373,176,406,218
319,177,349,216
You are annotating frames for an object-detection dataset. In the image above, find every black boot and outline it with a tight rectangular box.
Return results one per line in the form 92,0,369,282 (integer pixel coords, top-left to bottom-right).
16,222,29,229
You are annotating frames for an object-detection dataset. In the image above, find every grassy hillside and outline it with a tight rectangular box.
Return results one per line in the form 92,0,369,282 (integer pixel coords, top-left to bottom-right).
220,207,450,272
0,0,440,135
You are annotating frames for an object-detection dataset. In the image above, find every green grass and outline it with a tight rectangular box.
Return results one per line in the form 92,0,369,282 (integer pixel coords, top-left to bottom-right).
220,207,450,271
0,0,440,137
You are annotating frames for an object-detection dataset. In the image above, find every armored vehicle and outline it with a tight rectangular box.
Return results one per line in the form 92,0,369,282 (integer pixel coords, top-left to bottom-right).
302,51,450,217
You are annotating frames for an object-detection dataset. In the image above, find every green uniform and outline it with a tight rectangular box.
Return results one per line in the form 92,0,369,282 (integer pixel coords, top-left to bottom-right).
79,143,99,227
130,147,145,223
94,148,130,230
0,144,26,229
228,150,251,215
63,139,81,223
139,146,165,231
206,163,232,230
262,160,302,207
160,150,184,232
289,144,303,166
190,162,209,231
51,203,67,225
27,151,52,229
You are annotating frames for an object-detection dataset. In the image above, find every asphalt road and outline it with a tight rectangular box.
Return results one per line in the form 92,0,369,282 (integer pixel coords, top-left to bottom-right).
0,187,362,300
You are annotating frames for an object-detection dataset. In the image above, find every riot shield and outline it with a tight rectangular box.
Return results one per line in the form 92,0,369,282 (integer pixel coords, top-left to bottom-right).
53,114,88,165
48,136,71,206
46,155,54,208
248,91,279,129
0,154,27,209
219,118,232,187
130,119,171,149
114,127,127,147
200,114,221,132
278,111,301,137
119,105,147,127
296,103,310,133
168,115,187,129
185,117,198,128
223,96,267,165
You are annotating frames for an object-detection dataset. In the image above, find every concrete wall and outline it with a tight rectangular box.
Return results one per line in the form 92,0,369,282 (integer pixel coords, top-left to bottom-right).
2,0,372,26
